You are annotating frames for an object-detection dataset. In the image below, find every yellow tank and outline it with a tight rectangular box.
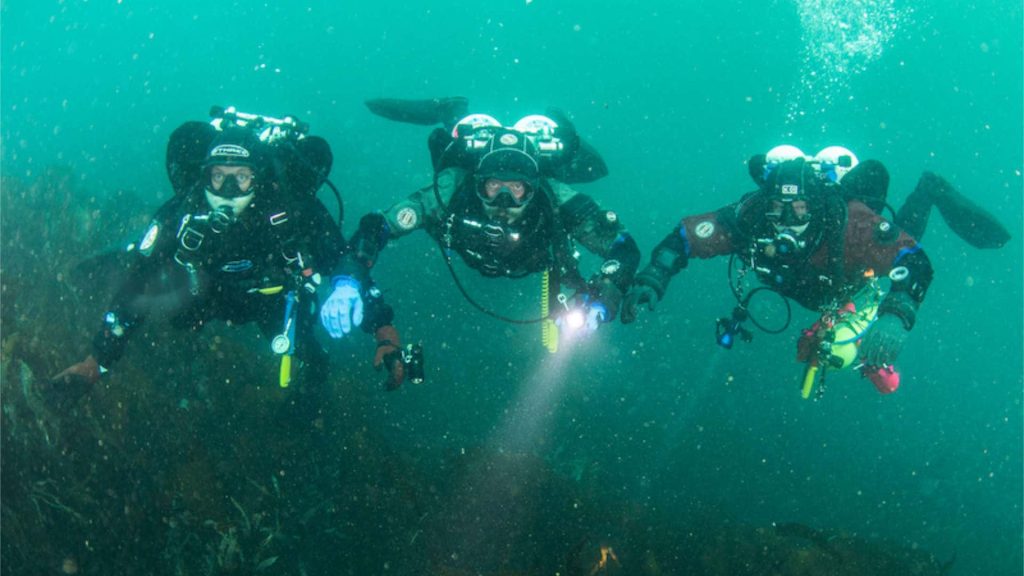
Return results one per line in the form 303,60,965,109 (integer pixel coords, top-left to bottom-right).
829,302,878,369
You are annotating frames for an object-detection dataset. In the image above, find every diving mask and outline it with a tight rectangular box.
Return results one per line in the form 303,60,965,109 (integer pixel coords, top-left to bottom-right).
478,178,533,208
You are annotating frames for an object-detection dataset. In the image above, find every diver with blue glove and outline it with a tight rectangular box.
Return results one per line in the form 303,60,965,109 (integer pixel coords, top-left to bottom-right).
53,117,346,409
317,271,414,390
320,277,363,337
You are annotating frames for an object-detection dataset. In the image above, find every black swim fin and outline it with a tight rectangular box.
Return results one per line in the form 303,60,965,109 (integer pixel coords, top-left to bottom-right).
905,171,1011,249
365,97,469,128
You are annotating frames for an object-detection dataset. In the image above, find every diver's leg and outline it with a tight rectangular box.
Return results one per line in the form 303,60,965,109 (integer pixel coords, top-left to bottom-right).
364,96,469,128
895,176,934,240
900,171,1011,248
294,332,329,396
253,300,328,389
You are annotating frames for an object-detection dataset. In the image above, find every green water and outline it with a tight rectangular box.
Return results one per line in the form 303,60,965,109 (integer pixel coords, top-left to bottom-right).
2,1,1021,574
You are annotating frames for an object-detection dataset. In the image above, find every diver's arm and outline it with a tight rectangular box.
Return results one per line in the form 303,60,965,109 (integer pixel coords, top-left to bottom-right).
108,196,190,310
634,206,740,300
93,197,187,368
845,203,933,329
554,186,639,322
633,226,689,301
847,208,933,369
347,169,460,278
877,247,932,329
343,187,435,276
345,212,393,279
557,190,640,293
337,175,457,333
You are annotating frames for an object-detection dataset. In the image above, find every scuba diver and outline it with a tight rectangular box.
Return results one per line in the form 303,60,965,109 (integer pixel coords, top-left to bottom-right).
52,107,405,406
364,96,609,184
622,145,940,395
748,146,1011,249
322,109,639,365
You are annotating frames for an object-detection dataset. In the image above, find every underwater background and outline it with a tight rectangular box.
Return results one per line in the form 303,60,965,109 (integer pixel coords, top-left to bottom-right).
2,1,1021,575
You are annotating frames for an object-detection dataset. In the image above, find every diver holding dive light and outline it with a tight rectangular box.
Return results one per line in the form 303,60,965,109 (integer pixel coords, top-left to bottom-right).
328,100,639,360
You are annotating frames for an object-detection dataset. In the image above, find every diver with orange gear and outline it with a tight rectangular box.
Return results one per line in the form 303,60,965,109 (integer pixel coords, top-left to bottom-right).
622,146,937,394
753,145,1011,250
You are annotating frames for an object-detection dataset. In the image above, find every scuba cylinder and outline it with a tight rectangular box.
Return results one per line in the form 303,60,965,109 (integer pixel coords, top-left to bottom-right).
797,304,866,400
827,300,876,370
798,278,900,398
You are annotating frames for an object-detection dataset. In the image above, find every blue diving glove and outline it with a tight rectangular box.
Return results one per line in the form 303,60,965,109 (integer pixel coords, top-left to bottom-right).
557,298,607,337
859,314,909,367
585,302,607,332
320,276,364,338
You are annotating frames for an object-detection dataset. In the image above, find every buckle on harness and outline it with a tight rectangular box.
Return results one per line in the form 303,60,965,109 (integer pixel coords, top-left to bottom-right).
179,227,205,252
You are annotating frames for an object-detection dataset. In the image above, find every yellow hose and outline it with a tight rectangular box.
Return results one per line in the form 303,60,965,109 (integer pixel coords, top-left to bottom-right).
541,270,558,354
279,354,292,388
800,363,818,399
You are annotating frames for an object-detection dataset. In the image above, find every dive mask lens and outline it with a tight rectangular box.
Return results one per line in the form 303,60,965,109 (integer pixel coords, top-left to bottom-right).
204,190,255,217
767,200,811,227
209,170,255,198
479,178,532,207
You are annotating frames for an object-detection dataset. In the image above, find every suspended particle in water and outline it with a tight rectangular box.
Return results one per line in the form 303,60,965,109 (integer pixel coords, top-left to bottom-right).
787,0,910,125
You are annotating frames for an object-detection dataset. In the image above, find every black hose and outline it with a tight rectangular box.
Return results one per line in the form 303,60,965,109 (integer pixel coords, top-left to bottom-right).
323,179,344,226
727,254,791,335
436,250,551,325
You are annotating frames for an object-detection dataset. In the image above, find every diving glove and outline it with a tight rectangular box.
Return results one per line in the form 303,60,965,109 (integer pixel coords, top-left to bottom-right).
52,354,101,387
621,285,659,324
49,355,103,409
859,314,909,367
320,276,364,338
584,302,607,332
374,325,405,391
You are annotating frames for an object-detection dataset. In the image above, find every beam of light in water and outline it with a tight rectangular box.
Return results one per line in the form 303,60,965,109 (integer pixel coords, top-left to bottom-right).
430,337,593,571
490,338,579,454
